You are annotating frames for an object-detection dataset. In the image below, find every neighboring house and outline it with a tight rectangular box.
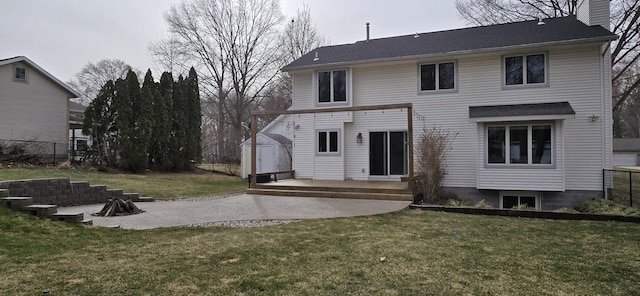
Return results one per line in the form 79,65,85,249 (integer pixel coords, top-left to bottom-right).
69,101,90,161
241,114,294,178
612,138,640,166
281,0,615,210
0,56,80,161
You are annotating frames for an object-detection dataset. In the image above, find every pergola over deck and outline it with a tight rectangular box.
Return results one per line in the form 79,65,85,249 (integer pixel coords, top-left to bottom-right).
249,103,414,188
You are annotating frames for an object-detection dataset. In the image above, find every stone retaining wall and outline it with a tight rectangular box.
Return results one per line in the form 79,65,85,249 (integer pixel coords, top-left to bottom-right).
0,178,140,206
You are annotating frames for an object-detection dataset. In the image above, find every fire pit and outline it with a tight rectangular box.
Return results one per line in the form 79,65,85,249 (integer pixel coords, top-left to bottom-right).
93,199,145,217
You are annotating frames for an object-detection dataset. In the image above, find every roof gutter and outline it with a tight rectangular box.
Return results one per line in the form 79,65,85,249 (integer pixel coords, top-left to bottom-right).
281,35,617,72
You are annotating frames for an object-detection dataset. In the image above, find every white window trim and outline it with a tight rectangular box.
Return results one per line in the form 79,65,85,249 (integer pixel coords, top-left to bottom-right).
13,65,28,83
316,129,341,156
499,191,541,210
502,52,549,89
315,69,350,106
485,122,555,168
418,60,458,94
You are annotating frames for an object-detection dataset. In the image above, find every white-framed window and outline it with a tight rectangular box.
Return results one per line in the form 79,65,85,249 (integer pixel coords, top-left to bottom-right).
419,61,456,92
317,130,340,155
317,69,347,104
14,65,27,82
503,53,547,87
500,191,540,210
487,123,553,166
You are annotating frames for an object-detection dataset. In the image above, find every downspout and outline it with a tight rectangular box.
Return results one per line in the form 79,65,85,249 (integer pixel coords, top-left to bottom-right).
601,41,611,198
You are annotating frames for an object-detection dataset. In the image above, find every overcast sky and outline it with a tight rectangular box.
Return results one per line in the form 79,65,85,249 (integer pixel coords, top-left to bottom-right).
0,0,465,83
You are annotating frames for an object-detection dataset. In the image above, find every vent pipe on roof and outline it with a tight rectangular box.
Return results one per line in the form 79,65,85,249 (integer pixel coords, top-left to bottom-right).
537,17,545,25
366,22,370,42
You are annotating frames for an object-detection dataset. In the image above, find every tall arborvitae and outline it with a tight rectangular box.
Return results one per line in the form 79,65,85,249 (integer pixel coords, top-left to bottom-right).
112,76,132,169
150,72,174,170
133,69,155,170
84,69,201,172
83,80,117,167
170,75,187,171
185,67,202,165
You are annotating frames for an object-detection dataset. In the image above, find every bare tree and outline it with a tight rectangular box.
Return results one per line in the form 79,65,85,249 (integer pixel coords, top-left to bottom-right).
255,5,328,126
281,5,328,64
67,59,136,104
155,0,283,158
455,0,640,116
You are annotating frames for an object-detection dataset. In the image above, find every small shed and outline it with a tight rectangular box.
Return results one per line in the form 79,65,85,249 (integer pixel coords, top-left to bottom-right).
613,138,640,166
240,132,292,179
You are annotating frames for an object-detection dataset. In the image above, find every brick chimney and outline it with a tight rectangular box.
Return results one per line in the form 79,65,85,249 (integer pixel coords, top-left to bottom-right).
576,0,610,30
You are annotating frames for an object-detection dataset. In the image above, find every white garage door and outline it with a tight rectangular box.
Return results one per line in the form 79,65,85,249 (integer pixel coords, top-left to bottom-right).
613,153,636,166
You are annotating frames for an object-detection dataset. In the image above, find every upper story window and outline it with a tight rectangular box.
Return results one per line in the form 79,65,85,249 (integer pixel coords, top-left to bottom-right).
14,65,27,82
420,61,455,92
318,70,347,103
487,123,552,166
504,54,546,86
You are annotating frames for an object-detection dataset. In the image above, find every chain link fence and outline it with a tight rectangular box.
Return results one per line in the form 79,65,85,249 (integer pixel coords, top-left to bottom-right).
0,138,68,164
603,169,639,208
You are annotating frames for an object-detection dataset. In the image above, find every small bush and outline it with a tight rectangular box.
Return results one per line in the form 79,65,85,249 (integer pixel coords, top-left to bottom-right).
473,199,493,209
575,199,640,216
414,127,457,202
448,199,473,207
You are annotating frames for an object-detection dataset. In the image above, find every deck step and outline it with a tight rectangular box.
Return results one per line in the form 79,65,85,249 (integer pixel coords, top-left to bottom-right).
50,212,85,223
253,183,410,195
23,204,58,217
0,196,34,209
0,189,9,198
246,188,412,201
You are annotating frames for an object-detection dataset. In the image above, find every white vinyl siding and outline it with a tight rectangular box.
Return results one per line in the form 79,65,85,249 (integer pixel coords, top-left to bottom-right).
0,62,70,154
290,42,610,192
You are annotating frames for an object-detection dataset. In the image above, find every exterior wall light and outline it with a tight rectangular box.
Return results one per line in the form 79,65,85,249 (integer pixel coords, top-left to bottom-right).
356,133,363,144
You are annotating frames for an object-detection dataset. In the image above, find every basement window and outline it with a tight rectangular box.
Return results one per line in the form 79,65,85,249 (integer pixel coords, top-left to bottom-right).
500,191,540,210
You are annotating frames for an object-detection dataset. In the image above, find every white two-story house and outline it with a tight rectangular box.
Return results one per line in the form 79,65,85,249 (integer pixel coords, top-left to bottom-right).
279,0,616,210
0,56,80,162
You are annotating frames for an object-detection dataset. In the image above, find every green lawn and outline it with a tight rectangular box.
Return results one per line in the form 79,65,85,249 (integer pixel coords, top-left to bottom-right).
0,167,247,199
1,208,639,295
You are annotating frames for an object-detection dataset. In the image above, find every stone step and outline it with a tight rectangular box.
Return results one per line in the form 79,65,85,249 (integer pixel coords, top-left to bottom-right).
137,196,155,202
0,196,34,209
50,212,85,223
123,192,139,200
80,219,93,226
23,204,58,217
246,188,413,201
106,189,123,196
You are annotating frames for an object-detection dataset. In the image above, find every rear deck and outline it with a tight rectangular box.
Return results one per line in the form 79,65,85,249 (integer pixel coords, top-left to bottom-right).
246,179,413,201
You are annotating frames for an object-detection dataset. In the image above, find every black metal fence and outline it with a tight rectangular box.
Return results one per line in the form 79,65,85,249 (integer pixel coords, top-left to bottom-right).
0,138,68,164
603,169,639,208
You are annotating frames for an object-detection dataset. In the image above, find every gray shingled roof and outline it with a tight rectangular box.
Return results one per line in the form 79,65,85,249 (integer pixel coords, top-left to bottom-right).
613,138,640,152
263,133,292,146
283,16,616,71
469,102,575,118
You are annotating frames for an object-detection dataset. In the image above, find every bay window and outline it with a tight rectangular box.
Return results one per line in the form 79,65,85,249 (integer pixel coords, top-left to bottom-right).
487,124,552,165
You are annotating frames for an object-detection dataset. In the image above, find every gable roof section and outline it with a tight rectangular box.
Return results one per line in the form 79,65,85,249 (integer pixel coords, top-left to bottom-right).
282,16,616,71
0,56,80,98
